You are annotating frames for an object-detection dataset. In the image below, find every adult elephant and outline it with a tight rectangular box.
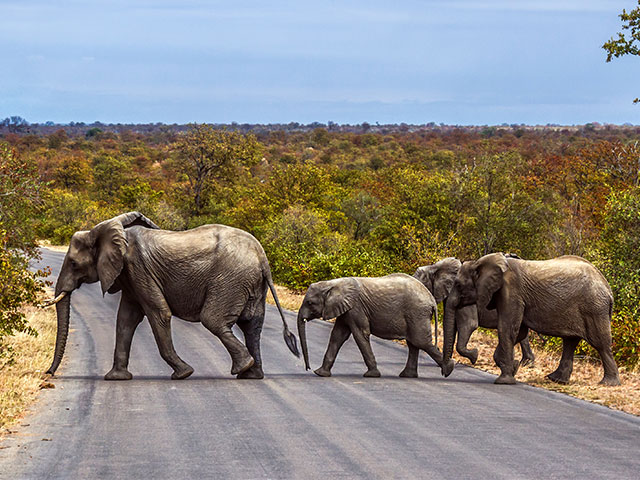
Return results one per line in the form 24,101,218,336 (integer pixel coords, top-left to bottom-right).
44,212,299,381
296,274,453,378
413,257,535,366
440,253,619,386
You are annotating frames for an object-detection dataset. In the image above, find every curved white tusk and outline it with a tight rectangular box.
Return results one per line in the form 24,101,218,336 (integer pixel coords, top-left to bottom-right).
41,292,67,307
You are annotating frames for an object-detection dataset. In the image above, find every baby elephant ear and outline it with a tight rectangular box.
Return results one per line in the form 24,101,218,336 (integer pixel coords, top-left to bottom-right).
322,278,359,320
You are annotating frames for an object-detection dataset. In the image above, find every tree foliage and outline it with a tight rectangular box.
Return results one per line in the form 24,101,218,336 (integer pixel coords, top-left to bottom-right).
603,1,640,103
0,143,48,358
174,124,263,215
4,123,640,366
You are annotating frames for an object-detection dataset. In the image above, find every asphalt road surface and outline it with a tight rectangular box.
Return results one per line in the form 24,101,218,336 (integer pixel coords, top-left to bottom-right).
1,249,639,479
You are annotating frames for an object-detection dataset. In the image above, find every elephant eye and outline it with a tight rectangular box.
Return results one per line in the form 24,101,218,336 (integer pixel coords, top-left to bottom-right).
70,260,78,269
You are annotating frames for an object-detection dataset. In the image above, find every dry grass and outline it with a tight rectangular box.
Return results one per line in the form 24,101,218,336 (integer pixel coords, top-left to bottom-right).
0,291,57,437
446,329,640,416
268,284,305,312
37,240,68,253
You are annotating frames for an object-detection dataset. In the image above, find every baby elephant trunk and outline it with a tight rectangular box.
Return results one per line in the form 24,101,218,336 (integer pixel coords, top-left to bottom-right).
297,310,311,370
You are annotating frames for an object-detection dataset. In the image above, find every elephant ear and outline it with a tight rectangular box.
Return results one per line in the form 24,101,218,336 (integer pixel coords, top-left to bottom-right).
322,278,359,320
412,266,433,292
111,211,160,230
433,257,461,304
89,212,159,295
475,253,508,310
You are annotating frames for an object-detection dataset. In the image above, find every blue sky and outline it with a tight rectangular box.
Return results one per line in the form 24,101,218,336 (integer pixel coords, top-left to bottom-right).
2,0,639,125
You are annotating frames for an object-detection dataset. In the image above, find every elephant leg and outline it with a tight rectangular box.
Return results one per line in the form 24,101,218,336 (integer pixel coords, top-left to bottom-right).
236,316,264,380
399,342,419,378
350,323,380,377
202,316,255,376
546,336,580,384
456,322,478,365
518,335,535,368
314,319,351,377
494,303,524,385
105,296,144,381
147,307,194,380
406,311,447,370
585,328,620,386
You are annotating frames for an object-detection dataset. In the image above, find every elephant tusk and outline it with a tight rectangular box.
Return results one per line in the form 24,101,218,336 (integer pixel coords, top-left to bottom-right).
41,292,67,307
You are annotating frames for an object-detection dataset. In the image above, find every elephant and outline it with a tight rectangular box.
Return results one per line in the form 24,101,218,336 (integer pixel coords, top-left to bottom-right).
44,212,299,381
413,257,535,367
296,274,454,378
440,253,620,386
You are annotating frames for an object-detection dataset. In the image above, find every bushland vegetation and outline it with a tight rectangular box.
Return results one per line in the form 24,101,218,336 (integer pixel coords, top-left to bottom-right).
1,122,639,367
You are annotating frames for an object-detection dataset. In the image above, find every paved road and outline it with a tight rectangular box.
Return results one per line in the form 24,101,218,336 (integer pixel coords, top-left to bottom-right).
1,249,639,479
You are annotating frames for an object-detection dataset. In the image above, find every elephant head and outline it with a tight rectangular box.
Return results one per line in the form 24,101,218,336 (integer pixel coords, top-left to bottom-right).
297,278,359,370
441,253,508,376
413,257,461,304
45,212,159,375
413,257,461,345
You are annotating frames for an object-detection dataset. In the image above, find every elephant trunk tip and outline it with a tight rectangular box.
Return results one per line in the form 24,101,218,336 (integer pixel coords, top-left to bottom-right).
441,359,455,377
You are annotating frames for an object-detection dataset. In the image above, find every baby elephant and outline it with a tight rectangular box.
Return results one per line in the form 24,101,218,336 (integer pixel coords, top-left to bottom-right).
296,274,453,378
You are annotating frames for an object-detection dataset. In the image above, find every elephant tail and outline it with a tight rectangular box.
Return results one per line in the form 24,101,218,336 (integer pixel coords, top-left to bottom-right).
264,269,300,358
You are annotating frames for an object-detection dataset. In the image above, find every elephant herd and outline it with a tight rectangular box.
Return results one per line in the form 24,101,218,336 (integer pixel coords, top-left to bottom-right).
44,213,621,387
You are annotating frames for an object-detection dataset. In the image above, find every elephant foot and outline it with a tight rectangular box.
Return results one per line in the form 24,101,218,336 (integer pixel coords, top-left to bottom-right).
237,365,264,380
363,368,381,378
399,368,418,378
171,365,194,380
230,356,254,376
599,375,621,387
441,359,455,378
494,374,516,385
314,367,332,377
546,371,570,385
104,368,133,381
465,349,478,365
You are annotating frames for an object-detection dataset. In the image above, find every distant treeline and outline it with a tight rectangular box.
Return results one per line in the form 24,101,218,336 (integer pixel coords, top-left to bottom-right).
1,123,639,366
2,115,639,137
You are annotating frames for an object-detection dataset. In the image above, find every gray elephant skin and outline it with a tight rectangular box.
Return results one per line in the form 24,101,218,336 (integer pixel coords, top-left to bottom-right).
296,274,454,378
45,212,299,381
441,253,620,386
413,257,535,367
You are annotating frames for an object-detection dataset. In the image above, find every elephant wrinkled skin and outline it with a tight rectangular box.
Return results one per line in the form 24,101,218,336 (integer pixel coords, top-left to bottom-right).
413,257,535,367
46,212,299,381
441,253,620,386
297,274,453,378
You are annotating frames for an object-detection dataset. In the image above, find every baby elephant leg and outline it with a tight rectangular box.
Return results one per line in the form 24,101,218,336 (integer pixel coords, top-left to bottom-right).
350,325,381,377
315,319,351,377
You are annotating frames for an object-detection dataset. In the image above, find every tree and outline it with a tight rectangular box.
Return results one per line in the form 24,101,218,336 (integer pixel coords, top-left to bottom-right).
603,1,640,103
91,154,133,199
0,143,48,359
0,143,43,253
595,187,640,366
174,124,263,215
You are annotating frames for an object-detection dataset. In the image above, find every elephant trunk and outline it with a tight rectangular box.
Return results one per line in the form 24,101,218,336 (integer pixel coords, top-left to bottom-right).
46,261,76,376
441,295,457,377
297,310,310,371
47,290,72,375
